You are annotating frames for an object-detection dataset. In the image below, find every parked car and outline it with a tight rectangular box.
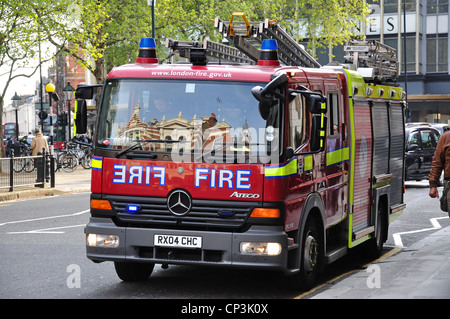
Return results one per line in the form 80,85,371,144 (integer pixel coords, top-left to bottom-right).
405,122,432,128
405,125,440,182
431,123,450,136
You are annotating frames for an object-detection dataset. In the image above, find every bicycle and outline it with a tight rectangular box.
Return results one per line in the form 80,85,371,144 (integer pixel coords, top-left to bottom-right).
55,144,79,173
12,146,36,173
70,140,93,169
78,145,92,169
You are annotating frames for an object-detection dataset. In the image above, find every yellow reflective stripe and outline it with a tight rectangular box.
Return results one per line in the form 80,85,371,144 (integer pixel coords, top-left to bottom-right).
73,99,78,136
92,156,103,171
326,147,349,167
304,155,313,171
265,158,297,178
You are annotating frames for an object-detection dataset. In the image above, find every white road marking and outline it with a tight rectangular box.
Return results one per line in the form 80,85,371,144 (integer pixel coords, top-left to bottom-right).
7,224,85,234
393,216,448,248
0,210,89,227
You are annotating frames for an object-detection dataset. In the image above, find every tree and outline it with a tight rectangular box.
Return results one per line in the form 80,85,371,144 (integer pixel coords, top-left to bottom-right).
44,0,154,86
43,0,369,83
288,0,370,58
0,0,65,156
151,0,369,60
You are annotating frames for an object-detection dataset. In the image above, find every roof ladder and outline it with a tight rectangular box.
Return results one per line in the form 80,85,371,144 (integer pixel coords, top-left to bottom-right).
165,38,255,65
213,13,321,68
344,40,399,83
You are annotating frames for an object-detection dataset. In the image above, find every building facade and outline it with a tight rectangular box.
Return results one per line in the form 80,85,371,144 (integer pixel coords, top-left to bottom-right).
309,0,449,124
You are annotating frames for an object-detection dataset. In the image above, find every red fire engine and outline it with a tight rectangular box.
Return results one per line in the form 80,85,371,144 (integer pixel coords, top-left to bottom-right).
79,14,406,289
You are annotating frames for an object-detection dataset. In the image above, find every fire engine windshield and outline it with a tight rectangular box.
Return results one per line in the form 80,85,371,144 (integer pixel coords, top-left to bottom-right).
96,79,280,164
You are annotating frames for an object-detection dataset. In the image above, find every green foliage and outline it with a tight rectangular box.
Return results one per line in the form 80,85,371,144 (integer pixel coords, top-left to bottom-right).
151,0,368,59
0,0,67,154
6,0,370,85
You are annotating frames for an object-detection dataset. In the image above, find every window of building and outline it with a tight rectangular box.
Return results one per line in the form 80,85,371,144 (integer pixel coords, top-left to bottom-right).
384,0,398,14
383,36,416,72
405,36,417,72
428,0,449,14
384,0,416,14
427,34,448,72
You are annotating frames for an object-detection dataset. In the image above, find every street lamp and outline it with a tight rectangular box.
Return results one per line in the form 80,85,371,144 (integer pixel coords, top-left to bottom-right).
148,0,156,38
63,82,75,141
45,83,55,152
11,92,21,139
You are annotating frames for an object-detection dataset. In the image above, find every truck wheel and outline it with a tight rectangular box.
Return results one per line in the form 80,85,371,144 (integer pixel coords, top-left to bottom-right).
293,217,323,290
114,262,155,282
365,203,387,259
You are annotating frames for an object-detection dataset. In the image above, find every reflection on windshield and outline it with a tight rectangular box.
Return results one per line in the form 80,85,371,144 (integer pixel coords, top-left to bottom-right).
97,79,279,163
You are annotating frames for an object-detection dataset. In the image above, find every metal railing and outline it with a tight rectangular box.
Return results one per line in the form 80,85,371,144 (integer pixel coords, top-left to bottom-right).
0,149,55,192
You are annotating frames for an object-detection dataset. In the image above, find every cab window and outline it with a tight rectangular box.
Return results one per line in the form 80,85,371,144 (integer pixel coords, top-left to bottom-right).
328,92,339,136
288,93,307,150
420,130,439,149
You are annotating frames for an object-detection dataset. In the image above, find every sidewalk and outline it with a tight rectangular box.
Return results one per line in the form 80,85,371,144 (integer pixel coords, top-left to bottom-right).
0,168,91,202
310,224,450,299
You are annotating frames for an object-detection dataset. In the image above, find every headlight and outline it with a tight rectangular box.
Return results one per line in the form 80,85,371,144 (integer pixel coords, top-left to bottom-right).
240,242,282,256
86,234,119,248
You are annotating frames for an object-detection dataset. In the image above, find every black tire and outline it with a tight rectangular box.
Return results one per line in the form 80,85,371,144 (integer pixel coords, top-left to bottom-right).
13,158,24,173
114,262,155,282
365,202,387,259
23,158,35,173
292,217,324,290
81,155,92,169
60,153,78,173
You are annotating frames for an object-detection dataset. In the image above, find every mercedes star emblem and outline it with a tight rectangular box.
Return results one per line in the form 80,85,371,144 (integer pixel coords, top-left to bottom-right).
167,190,191,216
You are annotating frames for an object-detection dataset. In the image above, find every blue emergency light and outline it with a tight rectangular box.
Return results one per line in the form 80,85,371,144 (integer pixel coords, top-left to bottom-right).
139,37,156,49
258,39,280,66
261,39,278,51
126,204,141,213
136,37,158,63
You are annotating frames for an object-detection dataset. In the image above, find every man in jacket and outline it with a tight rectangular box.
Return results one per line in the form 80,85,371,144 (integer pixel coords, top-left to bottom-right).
429,131,450,200
31,131,49,156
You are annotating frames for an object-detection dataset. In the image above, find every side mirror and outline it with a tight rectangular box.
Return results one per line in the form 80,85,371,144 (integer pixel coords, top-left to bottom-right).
73,84,103,135
309,94,327,114
310,114,327,152
264,73,289,94
75,84,103,100
252,74,289,120
74,99,88,135
251,86,276,120
289,89,327,114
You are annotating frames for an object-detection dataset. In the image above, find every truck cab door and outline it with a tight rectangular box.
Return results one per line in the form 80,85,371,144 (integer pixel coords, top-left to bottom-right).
323,84,347,226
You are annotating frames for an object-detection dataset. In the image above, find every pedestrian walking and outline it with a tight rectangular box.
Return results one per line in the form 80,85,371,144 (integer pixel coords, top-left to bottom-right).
5,137,12,157
31,130,49,156
6,136,20,157
429,130,450,216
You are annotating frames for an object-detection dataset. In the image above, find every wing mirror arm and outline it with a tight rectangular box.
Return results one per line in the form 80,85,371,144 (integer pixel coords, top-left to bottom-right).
252,74,289,120
285,90,328,157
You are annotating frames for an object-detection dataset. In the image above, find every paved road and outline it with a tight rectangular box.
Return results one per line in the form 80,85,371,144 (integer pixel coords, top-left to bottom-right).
1,180,448,300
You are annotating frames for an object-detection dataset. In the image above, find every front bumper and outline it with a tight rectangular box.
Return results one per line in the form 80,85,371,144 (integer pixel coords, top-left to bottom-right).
85,217,289,271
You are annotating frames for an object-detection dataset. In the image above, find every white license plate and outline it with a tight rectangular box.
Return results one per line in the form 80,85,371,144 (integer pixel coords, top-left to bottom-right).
154,234,202,248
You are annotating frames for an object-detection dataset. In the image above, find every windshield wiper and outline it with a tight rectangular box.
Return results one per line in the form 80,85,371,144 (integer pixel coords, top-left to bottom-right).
115,139,180,158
